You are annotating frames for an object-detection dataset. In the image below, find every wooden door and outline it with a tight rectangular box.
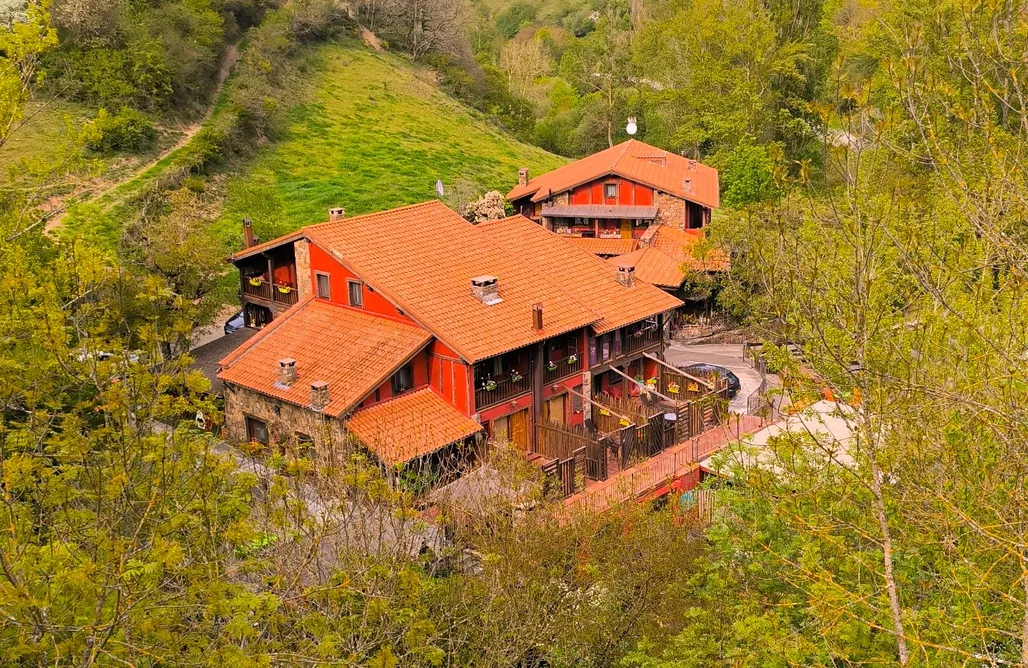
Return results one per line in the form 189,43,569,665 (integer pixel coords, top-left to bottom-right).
509,409,528,450
620,219,632,239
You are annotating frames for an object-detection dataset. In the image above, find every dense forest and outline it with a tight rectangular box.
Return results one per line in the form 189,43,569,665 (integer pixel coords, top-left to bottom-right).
2,0,1028,665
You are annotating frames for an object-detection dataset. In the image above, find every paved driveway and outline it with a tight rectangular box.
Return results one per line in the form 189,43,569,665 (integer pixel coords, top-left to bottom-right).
662,342,762,413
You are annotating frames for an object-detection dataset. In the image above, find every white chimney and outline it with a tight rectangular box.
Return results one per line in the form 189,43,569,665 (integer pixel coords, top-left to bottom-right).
471,275,503,305
278,358,297,386
328,207,345,223
616,265,635,288
310,380,330,410
518,168,529,187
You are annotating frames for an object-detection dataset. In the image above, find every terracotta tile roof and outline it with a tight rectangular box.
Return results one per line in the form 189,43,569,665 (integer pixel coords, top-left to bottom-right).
346,388,483,465
229,233,304,261
217,298,431,416
610,248,684,289
478,216,683,334
507,139,719,209
650,225,730,272
607,226,731,289
302,201,600,362
564,237,639,256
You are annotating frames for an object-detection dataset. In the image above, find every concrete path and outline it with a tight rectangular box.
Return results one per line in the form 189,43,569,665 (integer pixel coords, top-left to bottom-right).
663,342,762,413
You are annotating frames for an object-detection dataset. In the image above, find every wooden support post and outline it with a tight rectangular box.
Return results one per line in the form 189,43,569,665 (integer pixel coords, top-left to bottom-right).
644,353,714,390
606,365,676,403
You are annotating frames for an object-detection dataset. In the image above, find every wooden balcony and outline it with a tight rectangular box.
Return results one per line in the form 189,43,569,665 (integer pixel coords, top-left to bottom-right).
543,353,582,385
475,361,533,411
272,283,298,306
623,324,661,355
243,278,272,301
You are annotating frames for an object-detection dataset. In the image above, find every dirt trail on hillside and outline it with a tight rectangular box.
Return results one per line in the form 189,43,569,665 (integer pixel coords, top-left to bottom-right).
45,43,240,233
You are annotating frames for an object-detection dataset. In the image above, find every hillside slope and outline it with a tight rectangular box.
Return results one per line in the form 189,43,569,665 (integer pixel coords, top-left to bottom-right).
216,42,568,245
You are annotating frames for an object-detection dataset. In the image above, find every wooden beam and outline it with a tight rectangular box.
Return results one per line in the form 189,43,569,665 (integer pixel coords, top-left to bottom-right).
564,387,635,425
605,364,676,403
644,353,714,390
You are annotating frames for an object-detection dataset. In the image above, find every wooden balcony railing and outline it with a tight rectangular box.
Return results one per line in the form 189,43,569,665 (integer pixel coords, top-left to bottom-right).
543,354,583,385
475,364,533,411
623,325,661,355
243,279,272,301
273,284,298,306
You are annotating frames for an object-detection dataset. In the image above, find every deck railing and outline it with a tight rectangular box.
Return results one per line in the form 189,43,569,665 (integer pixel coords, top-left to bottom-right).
543,354,582,385
273,284,299,306
623,325,661,355
475,361,533,410
243,279,272,301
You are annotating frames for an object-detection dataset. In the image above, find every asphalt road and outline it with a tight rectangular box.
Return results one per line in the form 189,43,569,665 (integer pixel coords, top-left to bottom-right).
662,342,762,413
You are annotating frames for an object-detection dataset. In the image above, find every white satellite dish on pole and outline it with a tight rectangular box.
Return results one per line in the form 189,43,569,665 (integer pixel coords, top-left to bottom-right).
626,116,638,136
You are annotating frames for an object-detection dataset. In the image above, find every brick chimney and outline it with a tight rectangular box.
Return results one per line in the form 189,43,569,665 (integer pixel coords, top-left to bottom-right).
243,218,255,248
471,275,503,305
328,207,345,223
616,265,635,288
518,168,529,187
532,303,544,330
278,358,297,386
310,380,330,411
688,159,697,171
683,178,693,193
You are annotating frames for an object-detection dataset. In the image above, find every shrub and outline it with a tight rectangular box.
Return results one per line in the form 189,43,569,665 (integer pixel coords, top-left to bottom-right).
496,2,537,39
85,108,158,154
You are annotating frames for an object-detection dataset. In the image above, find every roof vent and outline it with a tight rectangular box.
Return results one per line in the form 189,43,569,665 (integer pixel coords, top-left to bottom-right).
532,303,544,330
616,265,635,288
310,380,330,411
328,207,345,223
471,275,503,306
278,358,297,386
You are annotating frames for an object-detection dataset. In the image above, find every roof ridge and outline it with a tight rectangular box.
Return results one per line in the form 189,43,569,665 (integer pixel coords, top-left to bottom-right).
218,295,316,368
304,200,449,233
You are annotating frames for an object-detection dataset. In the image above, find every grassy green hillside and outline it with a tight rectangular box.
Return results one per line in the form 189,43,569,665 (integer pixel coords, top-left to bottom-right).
216,42,567,245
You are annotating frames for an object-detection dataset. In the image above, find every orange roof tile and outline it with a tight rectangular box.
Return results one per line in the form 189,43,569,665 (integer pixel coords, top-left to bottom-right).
508,139,719,209
346,388,483,465
217,298,431,416
302,201,600,362
650,226,730,272
610,248,684,289
565,237,639,256
479,216,683,334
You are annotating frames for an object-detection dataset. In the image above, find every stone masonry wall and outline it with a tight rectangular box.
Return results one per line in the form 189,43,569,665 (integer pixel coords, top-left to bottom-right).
654,192,686,229
223,382,351,469
294,239,313,299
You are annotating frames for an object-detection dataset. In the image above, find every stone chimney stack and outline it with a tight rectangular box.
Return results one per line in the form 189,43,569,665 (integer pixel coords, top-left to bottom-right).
243,218,255,248
310,380,330,411
616,265,635,288
518,168,530,187
471,275,502,305
278,358,297,386
688,159,697,171
328,207,345,223
532,303,544,330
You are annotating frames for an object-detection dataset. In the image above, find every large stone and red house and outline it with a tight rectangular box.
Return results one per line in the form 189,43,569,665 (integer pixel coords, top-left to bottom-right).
507,139,728,296
218,200,682,480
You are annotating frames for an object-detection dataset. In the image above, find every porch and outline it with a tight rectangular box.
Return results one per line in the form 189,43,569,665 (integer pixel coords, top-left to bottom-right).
474,349,534,410
237,245,300,316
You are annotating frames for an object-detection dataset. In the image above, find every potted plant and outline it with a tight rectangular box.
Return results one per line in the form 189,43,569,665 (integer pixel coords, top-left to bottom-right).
484,380,497,391
668,382,680,394
646,376,658,387
248,276,263,286
567,354,578,365
511,371,523,383
277,284,292,294
546,361,558,372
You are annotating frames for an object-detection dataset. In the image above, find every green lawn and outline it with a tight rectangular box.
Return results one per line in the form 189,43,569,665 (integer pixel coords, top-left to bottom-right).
215,42,567,246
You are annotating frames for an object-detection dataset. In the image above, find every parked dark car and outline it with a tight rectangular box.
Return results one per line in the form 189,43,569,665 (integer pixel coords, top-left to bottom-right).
224,310,245,335
680,363,742,398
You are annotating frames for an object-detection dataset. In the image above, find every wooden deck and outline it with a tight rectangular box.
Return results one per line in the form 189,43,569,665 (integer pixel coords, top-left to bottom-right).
564,413,765,512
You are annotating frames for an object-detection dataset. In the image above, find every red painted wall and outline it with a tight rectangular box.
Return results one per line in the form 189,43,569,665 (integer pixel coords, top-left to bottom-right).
569,177,654,206
357,348,431,409
428,339,472,415
308,243,416,325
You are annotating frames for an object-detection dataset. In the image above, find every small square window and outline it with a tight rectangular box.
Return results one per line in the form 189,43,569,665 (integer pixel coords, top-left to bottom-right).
604,183,617,199
347,280,363,308
245,416,268,445
391,364,414,395
316,273,330,299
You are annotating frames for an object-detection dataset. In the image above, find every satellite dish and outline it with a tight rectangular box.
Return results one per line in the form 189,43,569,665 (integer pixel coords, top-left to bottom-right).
626,116,638,136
